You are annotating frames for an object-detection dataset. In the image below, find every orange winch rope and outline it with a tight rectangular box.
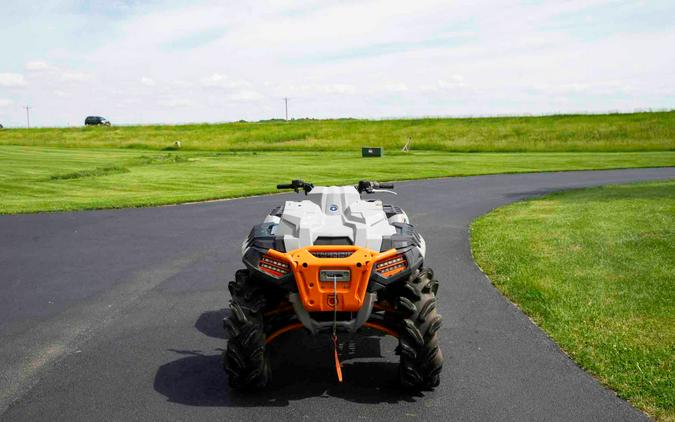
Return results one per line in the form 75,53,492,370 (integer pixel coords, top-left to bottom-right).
332,334,343,382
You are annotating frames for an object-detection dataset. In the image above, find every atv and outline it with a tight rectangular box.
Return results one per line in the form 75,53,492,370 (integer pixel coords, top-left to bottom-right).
223,180,443,390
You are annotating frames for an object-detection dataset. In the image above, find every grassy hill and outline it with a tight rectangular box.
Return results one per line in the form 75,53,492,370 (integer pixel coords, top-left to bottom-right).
1,111,673,152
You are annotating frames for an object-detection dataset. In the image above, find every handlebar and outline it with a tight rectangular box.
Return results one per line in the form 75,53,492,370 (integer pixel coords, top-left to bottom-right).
277,180,394,195
276,180,314,195
356,180,395,194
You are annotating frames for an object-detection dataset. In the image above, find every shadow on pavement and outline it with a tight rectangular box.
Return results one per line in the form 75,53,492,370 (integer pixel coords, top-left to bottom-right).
194,308,230,340
155,310,421,406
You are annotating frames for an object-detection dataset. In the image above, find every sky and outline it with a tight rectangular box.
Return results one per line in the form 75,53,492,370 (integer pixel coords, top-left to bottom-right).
0,0,673,127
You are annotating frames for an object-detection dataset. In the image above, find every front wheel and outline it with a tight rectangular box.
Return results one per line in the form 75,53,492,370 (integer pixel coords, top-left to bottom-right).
391,268,443,389
223,269,270,390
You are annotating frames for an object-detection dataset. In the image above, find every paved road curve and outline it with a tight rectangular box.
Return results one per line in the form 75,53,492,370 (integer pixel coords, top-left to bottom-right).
1,168,673,421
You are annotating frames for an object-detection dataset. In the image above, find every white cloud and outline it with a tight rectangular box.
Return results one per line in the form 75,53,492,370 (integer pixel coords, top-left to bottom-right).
437,75,467,90
0,98,13,107
226,90,264,101
383,82,409,93
158,98,194,108
170,80,192,88
198,73,263,101
200,73,249,89
141,77,156,86
61,72,93,82
320,84,357,95
271,83,357,96
530,80,636,96
25,61,55,72
0,73,27,87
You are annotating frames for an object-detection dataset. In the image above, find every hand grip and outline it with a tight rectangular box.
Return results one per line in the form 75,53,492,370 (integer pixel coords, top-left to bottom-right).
277,184,294,189
378,183,394,189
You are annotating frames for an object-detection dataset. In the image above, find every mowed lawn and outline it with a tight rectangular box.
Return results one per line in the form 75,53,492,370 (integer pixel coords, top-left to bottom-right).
1,145,675,213
471,181,675,420
0,111,673,213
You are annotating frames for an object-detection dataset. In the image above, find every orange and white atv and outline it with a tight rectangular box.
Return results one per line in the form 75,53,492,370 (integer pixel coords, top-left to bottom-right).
223,180,443,390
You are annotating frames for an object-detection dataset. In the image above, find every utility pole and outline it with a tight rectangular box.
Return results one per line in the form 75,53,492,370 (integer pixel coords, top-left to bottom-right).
24,105,31,128
283,97,288,121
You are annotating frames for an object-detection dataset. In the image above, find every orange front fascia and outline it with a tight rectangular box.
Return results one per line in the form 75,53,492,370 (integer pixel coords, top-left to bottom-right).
265,245,399,312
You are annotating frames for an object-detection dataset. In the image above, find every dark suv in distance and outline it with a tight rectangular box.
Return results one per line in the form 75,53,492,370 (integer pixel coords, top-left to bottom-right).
84,116,111,126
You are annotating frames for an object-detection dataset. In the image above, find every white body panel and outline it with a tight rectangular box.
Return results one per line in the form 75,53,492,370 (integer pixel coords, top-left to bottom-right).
243,185,426,257
275,186,419,252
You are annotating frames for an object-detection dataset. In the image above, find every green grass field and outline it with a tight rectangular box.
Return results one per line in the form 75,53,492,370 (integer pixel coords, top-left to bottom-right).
2,111,673,152
0,111,673,213
471,181,675,420
1,146,674,213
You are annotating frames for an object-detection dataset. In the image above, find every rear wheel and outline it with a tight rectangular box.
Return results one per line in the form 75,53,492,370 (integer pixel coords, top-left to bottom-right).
223,269,271,390
390,268,443,389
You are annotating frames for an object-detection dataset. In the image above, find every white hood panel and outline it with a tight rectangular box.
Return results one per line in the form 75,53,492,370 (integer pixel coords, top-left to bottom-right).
276,186,397,251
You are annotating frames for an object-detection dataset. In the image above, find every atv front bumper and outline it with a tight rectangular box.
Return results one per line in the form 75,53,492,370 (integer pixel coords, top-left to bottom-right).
263,245,406,312
244,244,416,336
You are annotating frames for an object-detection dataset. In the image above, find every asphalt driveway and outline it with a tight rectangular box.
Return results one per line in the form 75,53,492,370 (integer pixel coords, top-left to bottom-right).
1,167,673,421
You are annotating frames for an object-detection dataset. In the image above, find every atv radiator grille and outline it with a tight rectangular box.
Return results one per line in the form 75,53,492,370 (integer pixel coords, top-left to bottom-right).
310,251,354,259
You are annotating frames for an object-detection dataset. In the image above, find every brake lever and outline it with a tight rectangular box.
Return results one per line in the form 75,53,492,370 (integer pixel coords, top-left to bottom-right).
370,189,397,195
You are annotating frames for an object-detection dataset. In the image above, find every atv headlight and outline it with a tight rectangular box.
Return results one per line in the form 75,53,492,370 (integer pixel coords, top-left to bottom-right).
259,254,291,278
375,253,408,278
